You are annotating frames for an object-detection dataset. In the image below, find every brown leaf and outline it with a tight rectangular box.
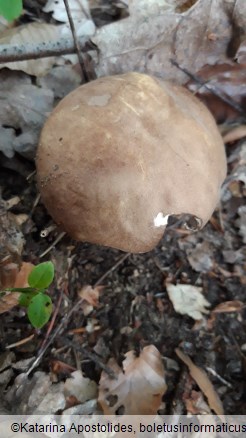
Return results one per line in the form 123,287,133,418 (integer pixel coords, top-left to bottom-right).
78,285,103,306
0,262,19,289
212,300,244,314
175,348,224,415
14,262,35,288
93,0,245,85
98,345,166,414
0,262,35,314
0,292,20,314
186,63,246,123
223,125,246,143
78,285,104,315
51,360,76,376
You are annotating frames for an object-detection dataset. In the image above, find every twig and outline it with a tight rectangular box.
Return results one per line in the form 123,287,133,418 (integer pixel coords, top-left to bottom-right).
5,334,35,349
170,59,245,116
30,193,40,215
25,298,83,376
61,338,116,378
94,252,130,286
0,36,94,64
63,0,90,82
205,366,232,388
25,253,129,376
40,224,57,238
26,169,36,181
39,288,64,351
40,231,66,258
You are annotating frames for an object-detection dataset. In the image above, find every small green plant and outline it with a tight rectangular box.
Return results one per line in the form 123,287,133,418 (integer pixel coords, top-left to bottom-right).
6,261,54,329
0,0,23,21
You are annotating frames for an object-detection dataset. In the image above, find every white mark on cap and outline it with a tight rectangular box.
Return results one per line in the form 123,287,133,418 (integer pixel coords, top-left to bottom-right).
154,212,169,227
88,94,111,106
72,105,80,111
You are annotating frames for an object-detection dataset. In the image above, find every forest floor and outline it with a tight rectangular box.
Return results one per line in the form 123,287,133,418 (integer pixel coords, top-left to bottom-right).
0,0,245,418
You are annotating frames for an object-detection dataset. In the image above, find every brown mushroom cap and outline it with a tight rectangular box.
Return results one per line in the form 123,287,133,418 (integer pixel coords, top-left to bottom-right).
36,72,227,253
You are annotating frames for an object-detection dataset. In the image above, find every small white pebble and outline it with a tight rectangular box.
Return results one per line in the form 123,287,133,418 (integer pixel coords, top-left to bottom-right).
133,269,139,277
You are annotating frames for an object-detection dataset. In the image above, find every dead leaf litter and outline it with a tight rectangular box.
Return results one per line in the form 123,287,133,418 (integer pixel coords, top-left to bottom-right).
0,0,245,417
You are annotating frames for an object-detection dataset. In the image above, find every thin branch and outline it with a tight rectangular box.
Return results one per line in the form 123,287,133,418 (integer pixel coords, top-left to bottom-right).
39,288,64,351
63,0,90,82
0,36,94,64
61,337,116,378
94,252,130,286
25,298,83,377
39,231,66,258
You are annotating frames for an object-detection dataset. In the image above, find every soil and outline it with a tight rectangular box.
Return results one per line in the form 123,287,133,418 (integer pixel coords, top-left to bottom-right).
0,0,245,417
0,140,245,414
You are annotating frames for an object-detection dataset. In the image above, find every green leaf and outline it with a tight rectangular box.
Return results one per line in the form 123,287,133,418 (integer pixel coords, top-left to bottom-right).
28,262,54,289
19,291,36,308
27,293,52,328
0,0,23,21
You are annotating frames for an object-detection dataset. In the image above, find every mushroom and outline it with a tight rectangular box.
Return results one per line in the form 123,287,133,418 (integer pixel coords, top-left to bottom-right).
36,72,227,253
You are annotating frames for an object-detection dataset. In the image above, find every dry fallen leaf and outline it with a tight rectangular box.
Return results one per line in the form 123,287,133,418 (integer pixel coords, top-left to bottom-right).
222,249,244,264
236,206,246,243
223,125,246,143
5,371,65,414
166,283,210,320
93,0,246,83
36,65,82,99
43,0,90,22
43,0,95,38
98,345,166,414
186,63,246,123
187,241,214,273
0,23,60,76
0,351,15,390
235,39,246,64
0,196,25,298
185,390,212,415
212,300,244,314
78,285,102,306
51,360,76,376
78,284,104,315
0,199,24,264
0,291,20,315
14,262,34,288
0,70,54,159
0,262,34,314
0,262,19,290
175,348,224,415
64,370,98,403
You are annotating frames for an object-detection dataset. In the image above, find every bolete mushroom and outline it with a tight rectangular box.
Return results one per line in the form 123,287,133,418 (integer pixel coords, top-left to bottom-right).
36,72,227,253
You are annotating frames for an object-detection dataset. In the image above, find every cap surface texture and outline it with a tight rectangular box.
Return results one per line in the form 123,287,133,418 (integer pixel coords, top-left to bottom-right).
36,72,227,253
